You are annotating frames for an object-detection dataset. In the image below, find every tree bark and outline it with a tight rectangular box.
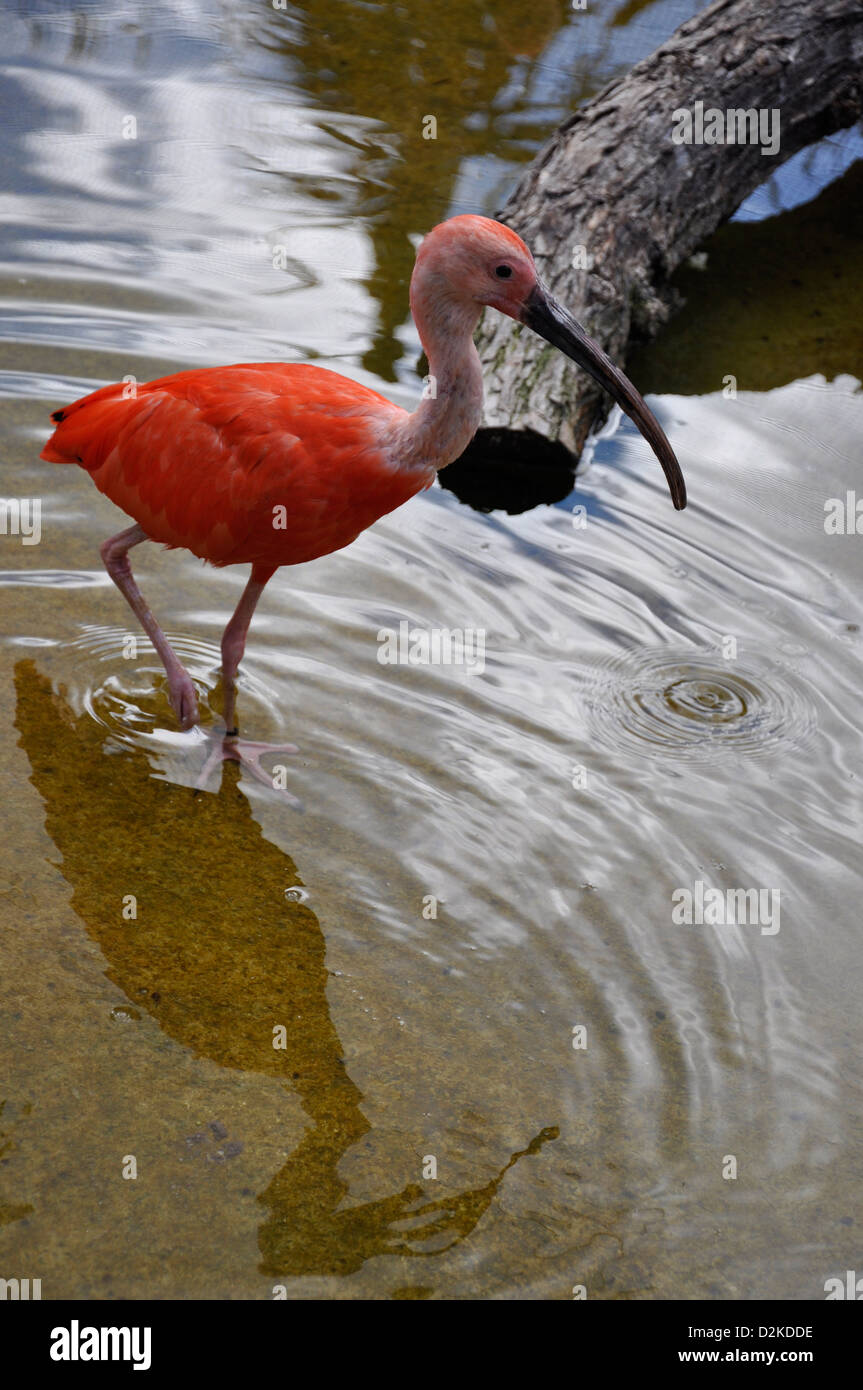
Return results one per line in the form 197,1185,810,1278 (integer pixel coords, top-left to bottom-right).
469,0,863,482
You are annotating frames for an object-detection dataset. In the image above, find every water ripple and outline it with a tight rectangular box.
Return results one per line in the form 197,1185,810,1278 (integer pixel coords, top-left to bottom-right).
583,648,819,762
0,569,108,587
62,623,282,754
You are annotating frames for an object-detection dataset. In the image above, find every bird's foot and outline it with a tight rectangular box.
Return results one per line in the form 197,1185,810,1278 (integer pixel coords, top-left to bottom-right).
167,669,201,730
195,728,302,807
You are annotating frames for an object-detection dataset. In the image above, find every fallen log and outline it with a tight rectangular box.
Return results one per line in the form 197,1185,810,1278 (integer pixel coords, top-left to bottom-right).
447,0,863,512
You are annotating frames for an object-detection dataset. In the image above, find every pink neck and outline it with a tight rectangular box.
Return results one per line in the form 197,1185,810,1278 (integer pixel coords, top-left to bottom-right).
396,278,485,471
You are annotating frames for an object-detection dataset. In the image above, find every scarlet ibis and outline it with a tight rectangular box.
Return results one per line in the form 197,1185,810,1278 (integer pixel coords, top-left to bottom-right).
42,215,685,772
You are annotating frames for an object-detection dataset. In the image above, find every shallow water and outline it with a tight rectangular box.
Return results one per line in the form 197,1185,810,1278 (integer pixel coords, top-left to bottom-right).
1,1,862,1300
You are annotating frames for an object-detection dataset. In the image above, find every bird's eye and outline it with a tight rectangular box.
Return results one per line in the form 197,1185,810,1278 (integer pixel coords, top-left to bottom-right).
494,264,513,278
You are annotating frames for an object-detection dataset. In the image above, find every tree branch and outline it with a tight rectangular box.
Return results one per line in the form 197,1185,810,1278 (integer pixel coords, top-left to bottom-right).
469,0,863,482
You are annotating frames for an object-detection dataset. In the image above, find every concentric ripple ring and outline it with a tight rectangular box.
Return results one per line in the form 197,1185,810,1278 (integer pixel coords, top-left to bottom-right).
583,650,818,762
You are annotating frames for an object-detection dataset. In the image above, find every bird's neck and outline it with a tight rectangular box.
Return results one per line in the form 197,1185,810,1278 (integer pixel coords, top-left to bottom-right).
398,283,484,472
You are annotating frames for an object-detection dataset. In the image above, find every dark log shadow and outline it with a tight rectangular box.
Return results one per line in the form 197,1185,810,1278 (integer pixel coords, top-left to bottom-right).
438,427,578,515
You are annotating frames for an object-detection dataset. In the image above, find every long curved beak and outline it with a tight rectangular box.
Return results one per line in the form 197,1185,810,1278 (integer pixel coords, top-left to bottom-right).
520,282,687,510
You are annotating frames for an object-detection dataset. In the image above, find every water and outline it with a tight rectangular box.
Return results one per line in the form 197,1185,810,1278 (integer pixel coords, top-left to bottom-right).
1,0,862,1300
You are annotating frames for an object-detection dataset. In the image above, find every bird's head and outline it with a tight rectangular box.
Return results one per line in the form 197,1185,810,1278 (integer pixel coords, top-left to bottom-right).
415,214,686,511
414,214,539,319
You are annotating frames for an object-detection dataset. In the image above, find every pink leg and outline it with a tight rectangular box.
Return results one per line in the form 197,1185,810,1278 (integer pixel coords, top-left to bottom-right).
100,524,199,728
220,564,275,735
197,563,301,803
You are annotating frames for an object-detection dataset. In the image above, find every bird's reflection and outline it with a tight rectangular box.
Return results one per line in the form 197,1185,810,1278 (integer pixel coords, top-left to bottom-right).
14,659,556,1281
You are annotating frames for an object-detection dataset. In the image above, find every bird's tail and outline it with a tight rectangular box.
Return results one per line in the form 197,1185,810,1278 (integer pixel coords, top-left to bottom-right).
40,382,138,467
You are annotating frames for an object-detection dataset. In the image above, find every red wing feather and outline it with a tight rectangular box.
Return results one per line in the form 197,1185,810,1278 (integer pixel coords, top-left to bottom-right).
41,364,422,567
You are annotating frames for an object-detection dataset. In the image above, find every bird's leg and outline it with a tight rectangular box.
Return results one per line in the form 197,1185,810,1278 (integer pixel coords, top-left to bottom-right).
198,565,300,802
100,524,200,728
219,565,274,736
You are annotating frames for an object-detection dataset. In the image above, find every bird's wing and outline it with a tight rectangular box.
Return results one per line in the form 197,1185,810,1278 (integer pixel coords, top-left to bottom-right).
41,364,412,566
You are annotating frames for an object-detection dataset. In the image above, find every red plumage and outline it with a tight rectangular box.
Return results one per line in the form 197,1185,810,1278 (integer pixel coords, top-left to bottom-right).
41,363,431,567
